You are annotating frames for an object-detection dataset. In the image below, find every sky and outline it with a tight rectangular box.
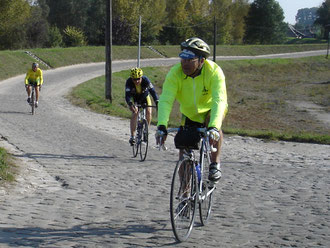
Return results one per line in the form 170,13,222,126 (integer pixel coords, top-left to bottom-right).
275,0,324,24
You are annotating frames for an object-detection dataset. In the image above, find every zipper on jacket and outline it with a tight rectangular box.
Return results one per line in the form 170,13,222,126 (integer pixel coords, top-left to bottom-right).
193,79,203,123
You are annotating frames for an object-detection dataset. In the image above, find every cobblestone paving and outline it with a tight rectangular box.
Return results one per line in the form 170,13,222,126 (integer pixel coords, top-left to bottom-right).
0,59,329,247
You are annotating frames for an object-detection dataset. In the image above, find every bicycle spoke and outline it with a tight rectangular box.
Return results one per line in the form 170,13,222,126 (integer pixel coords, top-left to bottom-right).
132,133,139,157
170,159,197,242
199,141,214,225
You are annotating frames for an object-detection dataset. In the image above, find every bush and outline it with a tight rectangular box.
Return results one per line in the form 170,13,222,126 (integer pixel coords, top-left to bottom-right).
63,26,88,47
47,26,63,48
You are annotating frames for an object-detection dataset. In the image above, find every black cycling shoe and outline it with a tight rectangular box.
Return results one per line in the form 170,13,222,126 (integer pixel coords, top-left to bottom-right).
129,137,135,146
27,97,31,103
208,162,222,182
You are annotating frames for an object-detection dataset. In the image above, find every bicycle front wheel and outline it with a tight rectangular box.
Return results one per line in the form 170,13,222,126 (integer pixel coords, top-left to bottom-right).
31,91,35,115
132,133,139,158
199,141,214,225
139,119,148,161
170,158,198,242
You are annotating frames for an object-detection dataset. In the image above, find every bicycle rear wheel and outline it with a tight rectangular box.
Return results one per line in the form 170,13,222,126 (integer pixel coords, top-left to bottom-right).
170,158,198,242
31,90,35,115
139,119,148,161
199,141,214,225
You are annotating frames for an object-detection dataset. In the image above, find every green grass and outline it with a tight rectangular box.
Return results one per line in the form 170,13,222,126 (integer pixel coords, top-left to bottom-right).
69,55,330,145
1,43,328,81
286,38,328,45
0,148,15,184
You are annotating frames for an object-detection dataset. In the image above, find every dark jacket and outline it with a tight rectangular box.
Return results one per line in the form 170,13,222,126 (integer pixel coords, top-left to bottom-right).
125,76,159,106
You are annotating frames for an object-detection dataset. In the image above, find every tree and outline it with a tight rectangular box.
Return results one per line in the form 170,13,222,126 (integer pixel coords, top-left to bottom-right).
211,0,233,44
0,0,31,49
158,0,193,44
85,0,106,45
229,0,250,44
139,0,166,44
47,26,63,47
112,17,134,45
315,0,330,39
186,0,212,43
244,0,287,44
295,8,318,27
112,0,141,45
46,0,91,33
25,0,50,48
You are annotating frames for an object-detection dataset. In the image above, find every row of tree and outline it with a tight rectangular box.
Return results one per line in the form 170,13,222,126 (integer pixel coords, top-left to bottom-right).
0,0,329,50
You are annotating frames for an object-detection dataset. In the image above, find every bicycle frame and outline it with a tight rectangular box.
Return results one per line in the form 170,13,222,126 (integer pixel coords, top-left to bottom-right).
132,104,156,161
198,136,216,198
166,127,217,242
181,129,216,200
137,106,146,128
28,83,37,115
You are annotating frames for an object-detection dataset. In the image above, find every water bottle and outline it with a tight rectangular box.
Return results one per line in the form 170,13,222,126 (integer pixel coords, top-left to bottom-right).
195,163,201,183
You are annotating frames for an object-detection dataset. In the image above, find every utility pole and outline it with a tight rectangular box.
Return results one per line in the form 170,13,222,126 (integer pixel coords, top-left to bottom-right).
105,0,112,102
327,31,330,59
213,15,217,62
326,24,330,59
137,16,142,67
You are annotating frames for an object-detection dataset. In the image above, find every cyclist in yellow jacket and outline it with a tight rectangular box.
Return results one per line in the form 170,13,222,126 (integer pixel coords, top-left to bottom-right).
156,37,228,182
25,62,43,107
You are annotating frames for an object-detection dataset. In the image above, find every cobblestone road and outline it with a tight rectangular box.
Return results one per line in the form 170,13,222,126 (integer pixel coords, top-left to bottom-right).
0,57,329,247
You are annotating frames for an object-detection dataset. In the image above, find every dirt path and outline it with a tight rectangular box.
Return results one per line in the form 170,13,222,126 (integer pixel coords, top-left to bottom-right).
289,100,330,126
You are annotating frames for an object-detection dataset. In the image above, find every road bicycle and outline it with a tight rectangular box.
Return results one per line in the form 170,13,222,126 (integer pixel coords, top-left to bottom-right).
132,104,156,161
160,127,217,242
28,83,38,115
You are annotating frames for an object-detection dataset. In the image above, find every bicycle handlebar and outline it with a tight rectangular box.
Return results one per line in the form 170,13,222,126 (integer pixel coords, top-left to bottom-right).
156,127,217,152
134,104,157,108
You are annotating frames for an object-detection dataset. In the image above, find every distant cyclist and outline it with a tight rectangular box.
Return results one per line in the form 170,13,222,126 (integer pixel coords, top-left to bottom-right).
25,62,43,107
156,37,228,182
125,67,159,145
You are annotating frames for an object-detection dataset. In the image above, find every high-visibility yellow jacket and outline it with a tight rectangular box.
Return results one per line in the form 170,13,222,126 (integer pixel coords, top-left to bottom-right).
157,59,228,130
25,68,43,85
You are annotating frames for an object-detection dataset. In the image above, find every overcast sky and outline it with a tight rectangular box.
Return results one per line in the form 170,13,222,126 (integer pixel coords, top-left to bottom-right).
275,0,324,24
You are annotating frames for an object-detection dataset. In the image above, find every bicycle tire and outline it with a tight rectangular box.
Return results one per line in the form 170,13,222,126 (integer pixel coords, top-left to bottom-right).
170,158,198,242
132,137,139,157
199,140,214,225
132,124,140,157
31,90,35,115
139,119,148,161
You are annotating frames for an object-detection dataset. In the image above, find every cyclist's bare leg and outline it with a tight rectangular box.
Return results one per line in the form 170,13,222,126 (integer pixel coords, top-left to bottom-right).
130,110,138,137
204,113,223,164
35,86,40,101
146,107,152,126
26,85,31,97
210,129,223,163
178,157,191,197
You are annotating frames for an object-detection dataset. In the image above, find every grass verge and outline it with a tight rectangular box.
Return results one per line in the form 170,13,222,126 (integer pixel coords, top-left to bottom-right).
1,43,328,81
68,56,330,145
0,148,15,185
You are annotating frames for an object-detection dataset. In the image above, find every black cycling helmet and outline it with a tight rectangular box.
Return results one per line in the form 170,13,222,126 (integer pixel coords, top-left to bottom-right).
180,37,210,58
32,62,39,69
